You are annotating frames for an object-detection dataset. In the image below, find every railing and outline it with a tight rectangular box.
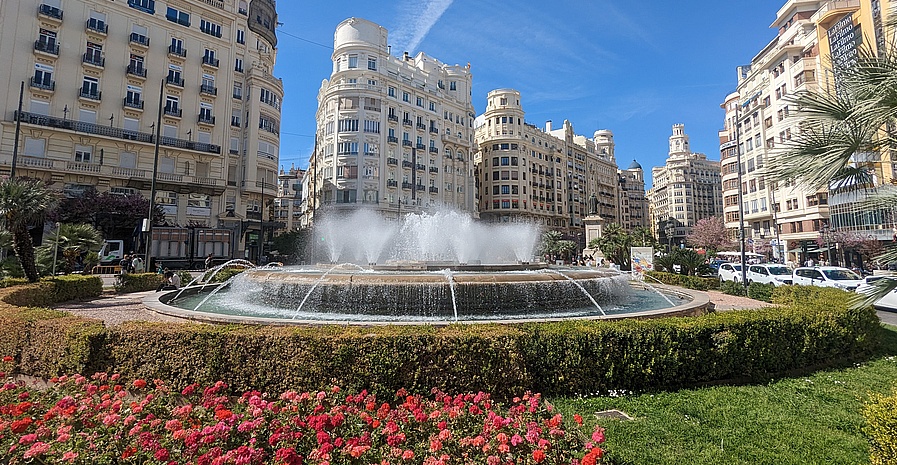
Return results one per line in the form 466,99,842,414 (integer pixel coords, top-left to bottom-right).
38,4,63,20
129,33,149,47
164,107,182,117
33,40,59,55
402,119,412,126
429,187,438,194
86,19,107,34
428,147,438,153
166,76,184,87
123,98,143,109
158,172,183,182
386,179,398,187
415,185,425,192
82,53,105,67
202,56,219,67
200,84,217,95
168,45,187,57
231,118,241,127
402,161,413,168
402,182,413,190
388,114,398,122
112,167,146,178
416,164,426,171
127,64,146,77
198,114,215,125
429,127,438,134
402,140,412,147
416,143,426,150
386,158,398,165
66,161,101,173
429,167,438,174
14,111,221,154
79,89,101,101
387,136,398,143
30,78,54,91
19,156,55,169
416,123,427,130
258,151,276,161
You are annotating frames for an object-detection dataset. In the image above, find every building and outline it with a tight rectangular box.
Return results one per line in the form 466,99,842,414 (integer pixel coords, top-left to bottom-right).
473,89,623,242
0,0,283,263
648,124,723,249
307,18,476,222
274,165,305,232
618,159,649,231
722,0,895,265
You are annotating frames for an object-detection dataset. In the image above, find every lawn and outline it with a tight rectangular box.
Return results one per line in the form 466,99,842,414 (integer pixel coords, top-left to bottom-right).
553,324,897,465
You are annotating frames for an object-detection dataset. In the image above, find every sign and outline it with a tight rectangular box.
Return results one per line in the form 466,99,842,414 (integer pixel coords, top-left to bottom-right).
630,247,654,276
828,13,862,91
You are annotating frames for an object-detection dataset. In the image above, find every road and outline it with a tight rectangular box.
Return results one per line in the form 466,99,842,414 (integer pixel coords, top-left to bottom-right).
878,309,897,327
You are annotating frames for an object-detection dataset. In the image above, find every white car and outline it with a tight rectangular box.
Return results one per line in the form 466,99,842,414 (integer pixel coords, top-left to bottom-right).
791,266,864,291
856,276,897,311
718,263,744,283
747,264,793,286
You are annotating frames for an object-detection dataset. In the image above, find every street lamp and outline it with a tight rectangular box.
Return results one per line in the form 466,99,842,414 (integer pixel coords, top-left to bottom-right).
664,219,675,253
51,222,60,275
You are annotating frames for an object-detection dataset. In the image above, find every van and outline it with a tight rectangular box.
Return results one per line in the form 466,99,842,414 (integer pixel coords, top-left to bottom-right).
792,266,863,291
747,264,792,286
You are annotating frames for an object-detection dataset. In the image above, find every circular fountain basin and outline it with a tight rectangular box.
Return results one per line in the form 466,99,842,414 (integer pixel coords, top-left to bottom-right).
145,265,711,326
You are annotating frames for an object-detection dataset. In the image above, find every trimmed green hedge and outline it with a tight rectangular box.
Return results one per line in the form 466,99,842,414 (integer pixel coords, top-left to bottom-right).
646,271,720,291
114,273,164,293
2,275,103,308
0,280,879,399
747,282,775,302
864,387,897,465
720,280,746,296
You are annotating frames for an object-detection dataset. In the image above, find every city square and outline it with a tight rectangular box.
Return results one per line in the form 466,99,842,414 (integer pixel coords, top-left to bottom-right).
1,1,897,463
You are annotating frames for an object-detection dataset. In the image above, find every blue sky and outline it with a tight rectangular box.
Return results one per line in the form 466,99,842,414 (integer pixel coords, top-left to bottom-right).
273,0,787,187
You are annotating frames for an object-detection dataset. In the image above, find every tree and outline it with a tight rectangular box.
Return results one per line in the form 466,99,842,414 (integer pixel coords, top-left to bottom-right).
686,216,731,256
0,178,57,282
270,229,310,265
766,41,897,305
590,224,632,270
36,223,103,275
539,231,563,259
50,189,165,241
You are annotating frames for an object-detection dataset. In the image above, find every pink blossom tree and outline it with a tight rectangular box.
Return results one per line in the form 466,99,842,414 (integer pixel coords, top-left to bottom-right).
685,216,732,256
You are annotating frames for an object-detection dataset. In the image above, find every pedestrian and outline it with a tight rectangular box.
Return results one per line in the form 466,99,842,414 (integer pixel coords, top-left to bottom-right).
204,253,214,270
119,255,130,275
132,255,145,273
156,270,175,292
169,270,181,288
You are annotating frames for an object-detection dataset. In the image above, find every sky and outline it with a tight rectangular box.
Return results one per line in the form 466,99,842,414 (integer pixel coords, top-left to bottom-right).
272,0,789,187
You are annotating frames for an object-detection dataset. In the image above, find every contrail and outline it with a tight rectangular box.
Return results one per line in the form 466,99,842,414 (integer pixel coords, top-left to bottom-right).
392,0,454,53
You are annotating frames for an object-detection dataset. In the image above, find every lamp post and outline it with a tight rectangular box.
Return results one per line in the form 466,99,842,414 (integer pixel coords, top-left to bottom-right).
51,222,60,275
144,78,165,268
664,219,675,253
735,101,748,292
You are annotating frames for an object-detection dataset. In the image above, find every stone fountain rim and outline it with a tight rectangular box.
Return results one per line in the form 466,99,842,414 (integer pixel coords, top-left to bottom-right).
142,282,712,327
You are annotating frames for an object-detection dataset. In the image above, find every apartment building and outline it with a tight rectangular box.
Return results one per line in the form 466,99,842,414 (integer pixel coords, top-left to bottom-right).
308,17,476,221
274,165,305,231
0,0,282,262
648,124,723,248
618,159,649,231
723,0,895,265
474,88,622,239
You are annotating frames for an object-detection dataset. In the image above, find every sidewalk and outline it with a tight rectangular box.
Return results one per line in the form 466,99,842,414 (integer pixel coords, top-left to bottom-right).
60,290,186,327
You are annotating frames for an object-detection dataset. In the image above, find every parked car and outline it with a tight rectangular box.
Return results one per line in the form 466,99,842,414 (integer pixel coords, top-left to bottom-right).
718,263,744,283
747,264,793,286
791,266,864,291
856,276,897,311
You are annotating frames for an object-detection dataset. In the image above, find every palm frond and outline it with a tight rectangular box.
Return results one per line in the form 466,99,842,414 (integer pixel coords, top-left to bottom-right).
851,276,897,309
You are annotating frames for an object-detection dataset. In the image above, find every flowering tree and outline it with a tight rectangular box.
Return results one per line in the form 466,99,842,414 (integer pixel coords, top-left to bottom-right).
685,216,731,256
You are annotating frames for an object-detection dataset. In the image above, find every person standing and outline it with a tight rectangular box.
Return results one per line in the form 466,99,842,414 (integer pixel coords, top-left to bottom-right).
204,253,214,270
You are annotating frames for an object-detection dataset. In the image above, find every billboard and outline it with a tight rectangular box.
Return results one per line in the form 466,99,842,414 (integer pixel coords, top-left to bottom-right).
631,247,654,275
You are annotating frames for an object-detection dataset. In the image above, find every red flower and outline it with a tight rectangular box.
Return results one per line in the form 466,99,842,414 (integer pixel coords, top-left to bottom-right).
533,449,546,463
132,379,147,389
154,448,170,461
10,418,33,434
2,356,13,362
215,408,233,420
582,447,604,465
574,414,583,425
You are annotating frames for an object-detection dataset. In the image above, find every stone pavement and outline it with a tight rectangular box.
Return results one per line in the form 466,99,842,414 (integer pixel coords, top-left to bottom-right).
61,290,185,327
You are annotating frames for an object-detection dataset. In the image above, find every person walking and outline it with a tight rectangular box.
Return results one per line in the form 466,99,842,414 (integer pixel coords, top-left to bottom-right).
204,253,214,270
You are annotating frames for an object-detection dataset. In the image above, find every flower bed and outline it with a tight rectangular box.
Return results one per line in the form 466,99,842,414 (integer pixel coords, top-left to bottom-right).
0,358,606,464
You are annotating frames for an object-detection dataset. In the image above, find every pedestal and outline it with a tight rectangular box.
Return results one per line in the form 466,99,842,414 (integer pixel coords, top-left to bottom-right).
582,214,605,259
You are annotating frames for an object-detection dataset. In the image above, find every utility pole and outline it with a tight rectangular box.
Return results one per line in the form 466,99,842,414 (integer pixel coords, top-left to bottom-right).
735,100,748,292
10,81,24,178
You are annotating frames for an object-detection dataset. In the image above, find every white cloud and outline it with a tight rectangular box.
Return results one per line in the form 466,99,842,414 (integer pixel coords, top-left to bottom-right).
390,0,455,53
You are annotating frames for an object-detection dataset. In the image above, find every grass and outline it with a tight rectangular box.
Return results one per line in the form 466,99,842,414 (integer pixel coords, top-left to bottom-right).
553,325,897,465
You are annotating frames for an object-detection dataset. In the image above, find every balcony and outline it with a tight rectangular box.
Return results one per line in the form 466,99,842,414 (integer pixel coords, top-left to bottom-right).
123,98,143,110
168,45,187,58
387,135,398,144
198,114,215,125
402,182,413,190
33,40,59,56
415,184,425,192
429,167,438,174
14,110,220,154
30,78,55,92
429,126,438,134
401,160,413,169
38,4,63,21
126,64,146,78
82,53,105,68
416,164,426,171
428,146,438,154
79,88,101,101
387,157,398,166
86,18,107,35
416,122,427,130
129,33,149,47
230,117,241,127
429,187,438,194
386,179,398,188
200,84,217,96
164,107,182,118
388,114,398,122
402,140,412,147
402,119,412,126
416,143,426,150
202,55,219,68
166,75,184,87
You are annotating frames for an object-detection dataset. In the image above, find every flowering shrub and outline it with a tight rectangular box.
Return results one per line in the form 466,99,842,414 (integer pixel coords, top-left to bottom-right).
0,357,605,464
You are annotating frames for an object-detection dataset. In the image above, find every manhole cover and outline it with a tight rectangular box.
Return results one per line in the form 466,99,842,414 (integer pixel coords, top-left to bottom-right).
595,409,633,421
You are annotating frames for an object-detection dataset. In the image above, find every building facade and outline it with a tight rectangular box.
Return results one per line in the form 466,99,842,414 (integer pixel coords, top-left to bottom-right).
618,159,649,231
274,165,305,232
0,0,283,262
648,124,723,249
308,18,476,222
474,89,623,241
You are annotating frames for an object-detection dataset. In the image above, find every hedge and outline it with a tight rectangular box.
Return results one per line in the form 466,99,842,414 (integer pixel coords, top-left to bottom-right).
864,387,897,465
646,271,720,291
0,279,880,399
114,272,164,293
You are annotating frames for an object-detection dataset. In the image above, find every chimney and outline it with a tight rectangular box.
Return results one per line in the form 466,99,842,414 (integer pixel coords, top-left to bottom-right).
545,120,552,132
403,51,409,61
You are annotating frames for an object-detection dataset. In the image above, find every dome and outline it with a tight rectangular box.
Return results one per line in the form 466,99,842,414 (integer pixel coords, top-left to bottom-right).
627,159,643,170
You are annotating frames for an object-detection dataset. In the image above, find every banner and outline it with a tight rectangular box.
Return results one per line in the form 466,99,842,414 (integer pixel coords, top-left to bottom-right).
630,247,654,276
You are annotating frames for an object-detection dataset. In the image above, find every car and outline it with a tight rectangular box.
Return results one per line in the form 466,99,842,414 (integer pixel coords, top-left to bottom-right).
791,266,864,291
747,264,792,286
718,263,744,283
856,276,897,311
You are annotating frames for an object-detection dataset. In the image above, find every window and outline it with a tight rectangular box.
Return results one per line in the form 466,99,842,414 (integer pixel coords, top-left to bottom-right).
128,0,155,14
259,88,280,109
85,41,103,65
23,138,45,157
348,55,358,69
233,82,242,99
32,63,53,89
125,85,142,105
259,115,279,134
416,97,423,107
81,76,99,98
165,95,179,112
402,92,410,102
231,109,241,127
118,152,137,169
449,81,456,91
203,49,218,66
367,57,377,70
235,57,244,72
88,11,107,33
166,7,190,26
388,86,396,98
74,145,92,163
199,102,213,121
200,19,221,37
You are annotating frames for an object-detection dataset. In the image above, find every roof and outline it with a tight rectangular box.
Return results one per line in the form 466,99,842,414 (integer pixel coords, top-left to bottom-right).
626,159,642,170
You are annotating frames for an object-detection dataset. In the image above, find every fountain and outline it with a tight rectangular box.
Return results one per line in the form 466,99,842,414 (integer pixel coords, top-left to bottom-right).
146,208,710,324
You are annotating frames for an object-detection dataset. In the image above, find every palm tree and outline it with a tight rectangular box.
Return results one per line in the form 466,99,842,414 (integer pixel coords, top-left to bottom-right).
591,224,633,270
766,41,897,305
0,178,57,282
539,230,563,260
36,223,103,275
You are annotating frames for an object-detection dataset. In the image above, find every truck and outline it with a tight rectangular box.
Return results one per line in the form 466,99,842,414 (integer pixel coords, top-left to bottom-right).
98,226,235,270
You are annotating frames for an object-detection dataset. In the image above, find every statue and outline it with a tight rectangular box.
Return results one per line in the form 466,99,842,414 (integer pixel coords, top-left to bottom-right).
588,192,598,215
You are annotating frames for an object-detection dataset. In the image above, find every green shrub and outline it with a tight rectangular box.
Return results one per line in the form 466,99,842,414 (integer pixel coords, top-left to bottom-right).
114,273,164,293
0,278,28,289
646,271,720,291
177,270,194,286
208,267,246,283
2,276,103,308
720,280,746,296
747,282,776,302
864,387,897,465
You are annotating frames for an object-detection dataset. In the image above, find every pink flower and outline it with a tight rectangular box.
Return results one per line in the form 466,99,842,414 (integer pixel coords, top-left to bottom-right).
102,413,120,426
591,428,605,444
62,451,79,462
402,450,414,460
18,434,38,445
23,442,50,459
